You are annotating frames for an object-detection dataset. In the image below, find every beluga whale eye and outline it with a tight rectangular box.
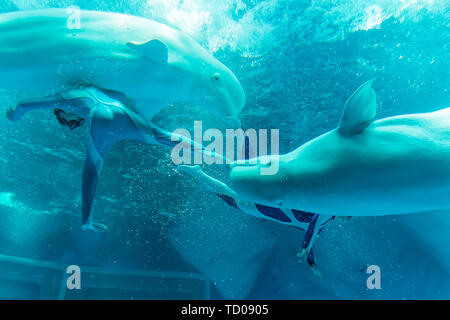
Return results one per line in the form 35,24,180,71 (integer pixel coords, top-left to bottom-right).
213,72,221,81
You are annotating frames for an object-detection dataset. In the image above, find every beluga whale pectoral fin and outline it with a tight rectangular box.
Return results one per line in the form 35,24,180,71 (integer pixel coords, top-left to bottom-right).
338,79,377,136
127,39,169,65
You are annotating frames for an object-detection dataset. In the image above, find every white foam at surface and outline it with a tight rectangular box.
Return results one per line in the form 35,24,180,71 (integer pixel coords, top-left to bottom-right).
7,0,445,56
0,192,15,208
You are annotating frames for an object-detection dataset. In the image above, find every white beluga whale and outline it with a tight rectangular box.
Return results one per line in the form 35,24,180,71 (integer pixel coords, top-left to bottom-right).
3,9,245,231
0,9,245,123
229,80,450,217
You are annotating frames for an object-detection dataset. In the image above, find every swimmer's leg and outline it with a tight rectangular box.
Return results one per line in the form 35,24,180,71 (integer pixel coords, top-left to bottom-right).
297,214,319,263
81,104,144,232
307,250,322,278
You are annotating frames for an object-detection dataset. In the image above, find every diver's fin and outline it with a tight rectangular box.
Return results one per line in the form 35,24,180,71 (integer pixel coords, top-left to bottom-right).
127,39,168,65
338,79,376,136
81,222,108,233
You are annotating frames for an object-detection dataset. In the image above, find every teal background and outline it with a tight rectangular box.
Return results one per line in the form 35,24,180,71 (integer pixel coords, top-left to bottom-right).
0,0,449,299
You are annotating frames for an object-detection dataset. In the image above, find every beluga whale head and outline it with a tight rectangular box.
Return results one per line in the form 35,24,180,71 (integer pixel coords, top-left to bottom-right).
189,49,246,126
127,28,246,125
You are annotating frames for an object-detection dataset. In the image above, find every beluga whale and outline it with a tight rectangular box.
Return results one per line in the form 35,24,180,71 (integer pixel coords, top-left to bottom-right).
3,9,245,231
228,80,450,217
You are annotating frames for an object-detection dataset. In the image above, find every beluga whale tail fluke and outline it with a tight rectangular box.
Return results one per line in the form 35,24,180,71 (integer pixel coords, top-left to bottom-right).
229,79,450,217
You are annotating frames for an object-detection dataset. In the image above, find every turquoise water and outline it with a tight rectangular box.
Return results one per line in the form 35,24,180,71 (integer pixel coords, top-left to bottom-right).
0,0,449,299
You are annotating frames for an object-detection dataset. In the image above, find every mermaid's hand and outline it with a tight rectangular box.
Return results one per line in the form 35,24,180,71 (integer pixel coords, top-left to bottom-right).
81,222,108,233
6,108,16,122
